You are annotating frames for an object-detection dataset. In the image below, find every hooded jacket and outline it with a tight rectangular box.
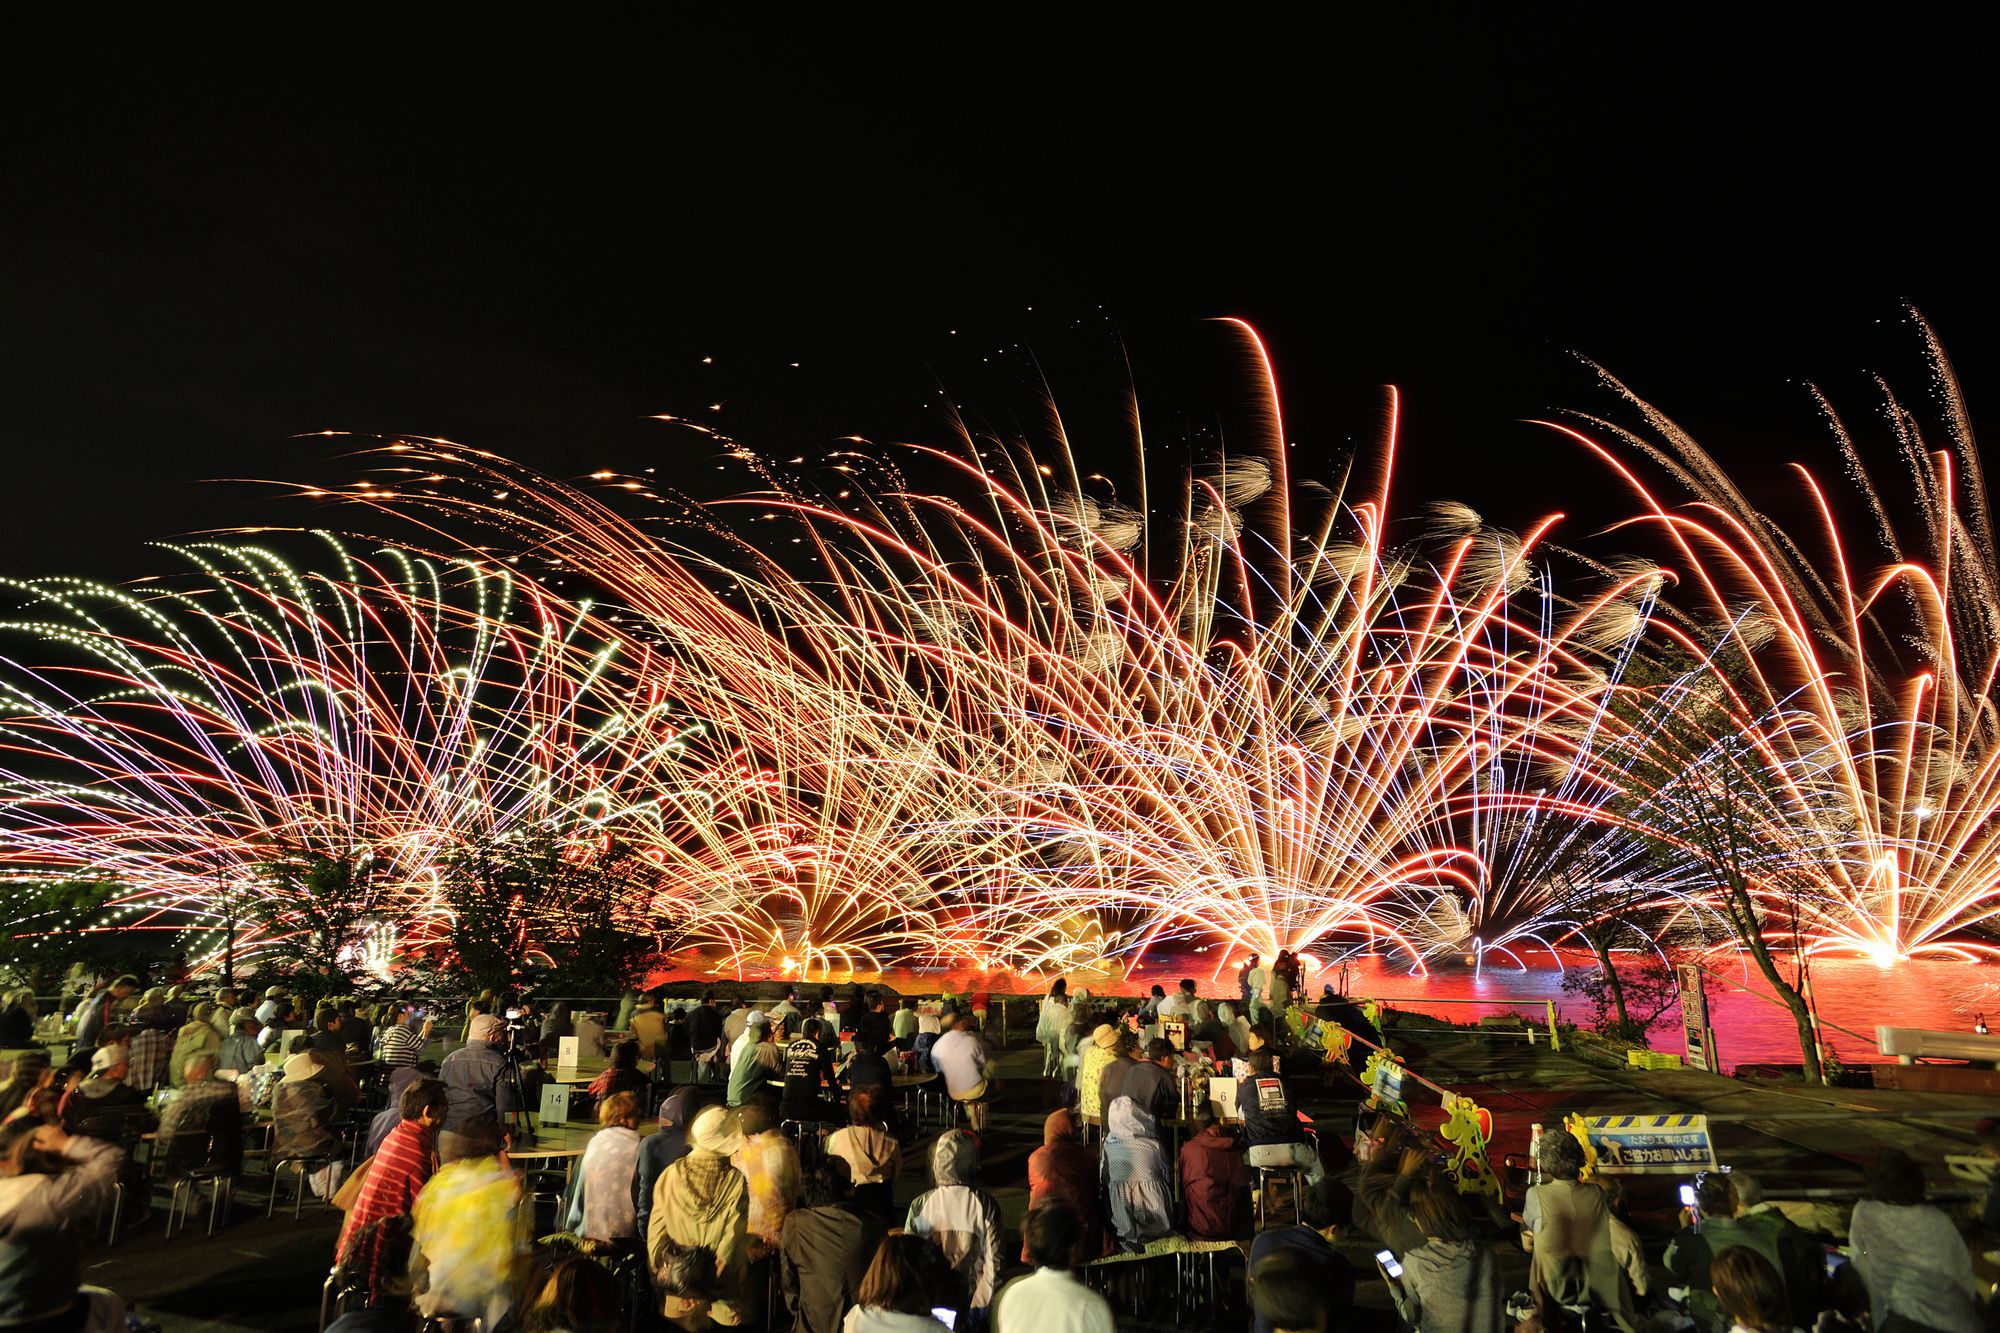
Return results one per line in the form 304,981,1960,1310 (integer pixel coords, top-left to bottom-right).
635,1086,721,1235
1025,1109,1107,1263
1178,1122,1248,1240
904,1131,1004,1309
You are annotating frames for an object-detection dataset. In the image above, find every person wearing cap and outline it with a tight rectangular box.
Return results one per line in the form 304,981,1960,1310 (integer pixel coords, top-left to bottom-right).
437,1012,523,1163
275,1043,356,1190
1076,1024,1122,1126
70,975,138,1052
649,1103,750,1328
254,985,290,1032
216,1008,263,1078
58,1047,152,1139
726,1011,781,1108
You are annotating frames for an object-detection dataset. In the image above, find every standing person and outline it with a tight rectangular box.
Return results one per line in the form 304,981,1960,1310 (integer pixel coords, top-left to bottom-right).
1390,1174,1503,1333
410,1117,531,1329
827,1085,902,1227
1244,956,1269,1027
0,1119,126,1329
1180,1114,1249,1240
722,997,756,1050
648,1104,751,1330
891,998,920,1052
437,1013,522,1163
1522,1130,1635,1332
685,994,724,1084
1268,951,1294,1028
994,1200,1115,1333
1035,981,1071,1081
336,1076,445,1308
1025,1109,1105,1263
842,1234,956,1333
124,999,175,1091
930,1015,991,1133
632,995,672,1064
768,987,803,1032
782,1158,887,1333
781,1020,841,1125
905,1130,1004,1323
1848,1148,1981,1333
614,988,640,1037
1,992,35,1048
568,1091,644,1246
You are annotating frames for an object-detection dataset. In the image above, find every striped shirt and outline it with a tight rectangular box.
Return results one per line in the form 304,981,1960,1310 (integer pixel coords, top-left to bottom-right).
378,1023,425,1068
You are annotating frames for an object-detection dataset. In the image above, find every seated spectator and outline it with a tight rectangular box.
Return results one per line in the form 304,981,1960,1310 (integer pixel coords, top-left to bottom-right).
124,1000,175,1091
681,994,720,1080
843,1233,957,1333
857,994,894,1056
521,1254,621,1333
569,1090,644,1245
274,1045,351,1177
1848,1148,1980,1333
1594,1177,1651,1307
845,1034,894,1096
411,1116,530,1329
588,1039,651,1102
905,1130,1003,1320
1118,1039,1179,1127
338,1076,445,1308
1710,1245,1791,1333
1392,1173,1502,1333
336,1000,374,1064
1180,1113,1249,1240
0,990,34,1049
1095,1033,1142,1118
634,1084,725,1237
157,1053,242,1170
1240,1050,1324,1187
1103,1097,1174,1251
782,1019,842,1125
215,1007,264,1078
930,1015,991,1133
571,1008,608,1064
994,1199,1115,1333
0,1055,51,1124
892,997,920,1052
1523,1130,1634,1332
376,1003,429,1070
1727,1171,1823,1329
649,1105,750,1331
735,1098,804,1255
168,1007,221,1088
1250,1245,1341,1333
1664,1171,1784,1333
0,1119,126,1329
727,1012,783,1107
1353,1119,1428,1256
1248,1183,1355,1333
783,1157,887,1333
1026,1108,1105,1263
58,1046,153,1140
827,1084,903,1226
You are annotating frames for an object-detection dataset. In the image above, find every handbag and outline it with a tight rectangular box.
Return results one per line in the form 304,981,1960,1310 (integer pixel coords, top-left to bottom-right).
651,1232,718,1299
331,1154,373,1211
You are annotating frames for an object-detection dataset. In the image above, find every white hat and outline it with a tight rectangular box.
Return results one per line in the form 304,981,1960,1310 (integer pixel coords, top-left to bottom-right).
264,985,290,999
90,1047,121,1075
688,1104,744,1157
745,1010,769,1028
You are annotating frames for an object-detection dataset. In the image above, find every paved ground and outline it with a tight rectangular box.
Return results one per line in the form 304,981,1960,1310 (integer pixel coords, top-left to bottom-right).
94,1018,1997,1331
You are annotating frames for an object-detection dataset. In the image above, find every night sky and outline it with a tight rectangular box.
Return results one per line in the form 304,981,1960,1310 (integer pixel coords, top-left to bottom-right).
2,13,1991,583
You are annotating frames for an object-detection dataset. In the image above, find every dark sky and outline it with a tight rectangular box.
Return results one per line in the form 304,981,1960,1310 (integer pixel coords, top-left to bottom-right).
1,11,1991,582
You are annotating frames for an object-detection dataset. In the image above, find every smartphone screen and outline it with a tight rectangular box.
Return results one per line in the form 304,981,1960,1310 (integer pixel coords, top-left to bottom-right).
1375,1248,1403,1279
1678,1184,1696,1207
931,1308,958,1330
